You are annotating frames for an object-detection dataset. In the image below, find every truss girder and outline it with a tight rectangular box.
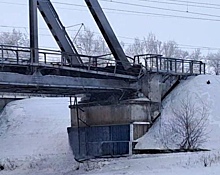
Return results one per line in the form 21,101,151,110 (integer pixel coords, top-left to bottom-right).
85,0,131,70
37,0,83,65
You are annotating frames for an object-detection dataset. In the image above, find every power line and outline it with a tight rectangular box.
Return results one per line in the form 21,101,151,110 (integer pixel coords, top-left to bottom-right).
1,25,219,51
135,0,220,10
166,0,220,7
100,0,220,19
1,1,220,22
0,1,26,6
54,1,220,22
1,1,220,51
2,0,220,9
52,1,220,22
0,0,219,12
137,0,220,9
104,7,220,22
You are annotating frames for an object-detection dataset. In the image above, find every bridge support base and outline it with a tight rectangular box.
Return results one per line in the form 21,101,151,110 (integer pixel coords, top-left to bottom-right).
68,99,159,159
67,122,151,160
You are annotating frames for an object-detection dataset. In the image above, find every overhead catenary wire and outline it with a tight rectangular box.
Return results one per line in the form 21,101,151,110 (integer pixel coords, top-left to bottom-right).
1,24,220,51
136,0,220,10
2,0,220,9
166,0,220,7
2,0,220,22
51,1,220,22
100,0,220,19
1,1,220,51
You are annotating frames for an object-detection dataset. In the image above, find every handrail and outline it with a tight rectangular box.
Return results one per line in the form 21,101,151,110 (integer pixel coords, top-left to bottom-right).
0,45,205,76
134,53,205,75
0,45,142,77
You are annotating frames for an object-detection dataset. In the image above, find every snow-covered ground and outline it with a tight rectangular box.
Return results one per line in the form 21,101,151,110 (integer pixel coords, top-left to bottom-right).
0,98,78,174
1,75,220,174
136,75,220,150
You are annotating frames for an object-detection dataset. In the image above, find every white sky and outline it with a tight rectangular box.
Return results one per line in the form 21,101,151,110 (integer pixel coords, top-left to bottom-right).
0,0,220,55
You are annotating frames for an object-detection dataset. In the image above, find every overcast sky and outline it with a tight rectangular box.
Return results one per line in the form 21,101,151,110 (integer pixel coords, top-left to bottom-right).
0,0,220,55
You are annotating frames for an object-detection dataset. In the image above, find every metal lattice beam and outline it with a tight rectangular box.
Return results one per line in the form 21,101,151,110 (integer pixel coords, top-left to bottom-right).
85,0,131,70
37,0,83,65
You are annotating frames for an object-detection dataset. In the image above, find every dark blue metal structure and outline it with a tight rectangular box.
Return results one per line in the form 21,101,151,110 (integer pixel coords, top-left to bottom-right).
68,124,130,159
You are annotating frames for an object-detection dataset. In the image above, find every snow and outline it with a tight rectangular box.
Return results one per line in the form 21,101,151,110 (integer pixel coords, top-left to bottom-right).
1,75,220,174
136,75,220,150
0,97,78,174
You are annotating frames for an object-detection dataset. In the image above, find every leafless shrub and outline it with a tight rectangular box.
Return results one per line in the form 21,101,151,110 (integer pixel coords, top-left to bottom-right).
201,152,220,167
160,91,209,150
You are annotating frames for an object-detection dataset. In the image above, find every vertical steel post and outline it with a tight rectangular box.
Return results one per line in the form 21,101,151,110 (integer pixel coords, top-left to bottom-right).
190,62,193,74
200,62,202,74
182,60,184,73
29,0,39,63
159,57,162,70
156,56,159,72
175,60,177,73
74,97,81,156
1,45,3,59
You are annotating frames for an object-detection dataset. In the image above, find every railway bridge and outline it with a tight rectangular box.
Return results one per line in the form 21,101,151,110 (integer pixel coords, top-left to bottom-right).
0,0,205,159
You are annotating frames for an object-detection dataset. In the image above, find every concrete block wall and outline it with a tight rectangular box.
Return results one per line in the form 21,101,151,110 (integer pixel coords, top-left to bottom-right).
70,100,159,127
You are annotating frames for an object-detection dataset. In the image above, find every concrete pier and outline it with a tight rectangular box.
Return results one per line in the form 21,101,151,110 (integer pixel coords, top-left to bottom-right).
68,98,158,159
67,73,182,159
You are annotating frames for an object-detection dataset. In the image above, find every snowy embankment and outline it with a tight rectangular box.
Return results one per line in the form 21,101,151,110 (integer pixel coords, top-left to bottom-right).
136,75,220,150
0,98,78,174
1,75,220,175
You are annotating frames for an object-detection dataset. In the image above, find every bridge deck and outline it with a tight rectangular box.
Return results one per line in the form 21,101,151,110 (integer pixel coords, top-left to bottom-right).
0,45,205,96
0,45,140,80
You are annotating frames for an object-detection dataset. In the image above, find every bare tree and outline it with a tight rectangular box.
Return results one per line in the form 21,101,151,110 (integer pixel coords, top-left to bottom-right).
188,49,202,61
0,29,29,46
163,41,178,57
159,92,209,150
125,33,190,59
143,33,164,55
73,27,110,56
73,27,112,66
0,29,29,60
126,38,145,57
205,51,220,75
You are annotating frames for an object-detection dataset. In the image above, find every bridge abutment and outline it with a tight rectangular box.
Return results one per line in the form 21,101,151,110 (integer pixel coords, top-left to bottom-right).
67,72,185,159
68,95,161,159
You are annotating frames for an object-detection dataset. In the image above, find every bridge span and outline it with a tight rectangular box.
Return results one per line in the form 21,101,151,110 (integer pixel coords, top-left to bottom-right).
0,45,205,97
0,45,140,96
0,0,207,160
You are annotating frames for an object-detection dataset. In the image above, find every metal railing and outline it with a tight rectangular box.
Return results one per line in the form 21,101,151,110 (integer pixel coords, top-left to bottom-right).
0,45,206,77
0,45,141,76
134,54,206,75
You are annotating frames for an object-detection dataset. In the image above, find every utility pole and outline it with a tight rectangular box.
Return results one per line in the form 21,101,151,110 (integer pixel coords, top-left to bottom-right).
29,0,39,63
